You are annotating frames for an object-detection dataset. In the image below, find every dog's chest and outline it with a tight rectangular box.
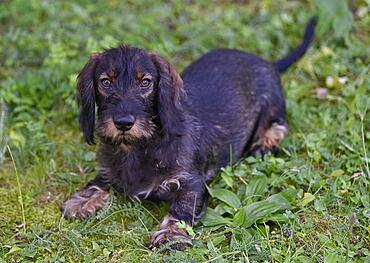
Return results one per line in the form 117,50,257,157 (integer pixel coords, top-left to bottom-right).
104,150,180,201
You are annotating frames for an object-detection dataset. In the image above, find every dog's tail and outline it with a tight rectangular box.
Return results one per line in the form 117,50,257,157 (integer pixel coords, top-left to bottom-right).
273,16,318,73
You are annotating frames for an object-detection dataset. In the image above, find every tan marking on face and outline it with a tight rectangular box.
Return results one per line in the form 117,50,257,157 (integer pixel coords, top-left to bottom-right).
97,70,117,96
97,116,156,149
61,186,109,219
96,117,119,138
136,71,154,97
125,119,156,141
107,69,117,79
96,117,132,151
136,70,145,80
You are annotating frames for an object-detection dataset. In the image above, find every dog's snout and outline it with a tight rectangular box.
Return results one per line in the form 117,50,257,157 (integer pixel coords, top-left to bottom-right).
113,114,136,131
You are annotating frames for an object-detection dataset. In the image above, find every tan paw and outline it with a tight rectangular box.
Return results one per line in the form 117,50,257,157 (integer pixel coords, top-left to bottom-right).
61,186,109,219
149,214,192,251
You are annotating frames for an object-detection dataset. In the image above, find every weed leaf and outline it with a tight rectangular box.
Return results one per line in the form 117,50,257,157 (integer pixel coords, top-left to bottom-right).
242,198,290,228
300,193,316,207
233,207,246,226
201,208,232,226
245,175,268,199
208,187,241,209
267,193,292,210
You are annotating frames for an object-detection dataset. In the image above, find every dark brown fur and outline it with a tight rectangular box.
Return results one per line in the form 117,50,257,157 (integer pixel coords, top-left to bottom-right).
61,17,317,249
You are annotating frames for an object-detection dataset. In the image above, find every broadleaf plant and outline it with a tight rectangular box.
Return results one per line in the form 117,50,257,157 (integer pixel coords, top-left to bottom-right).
202,157,297,229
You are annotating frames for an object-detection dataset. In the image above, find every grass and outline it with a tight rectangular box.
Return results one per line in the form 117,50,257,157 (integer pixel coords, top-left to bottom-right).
0,0,369,262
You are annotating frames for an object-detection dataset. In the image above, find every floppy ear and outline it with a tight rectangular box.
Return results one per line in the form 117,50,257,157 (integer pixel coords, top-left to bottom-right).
150,52,184,136
77,53,100,144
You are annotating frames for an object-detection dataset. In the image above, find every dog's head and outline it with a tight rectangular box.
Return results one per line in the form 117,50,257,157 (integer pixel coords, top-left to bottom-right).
76,45,184,146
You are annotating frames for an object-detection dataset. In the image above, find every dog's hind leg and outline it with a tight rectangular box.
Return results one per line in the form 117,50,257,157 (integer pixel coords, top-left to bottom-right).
60,174,110,219
249,121,288,156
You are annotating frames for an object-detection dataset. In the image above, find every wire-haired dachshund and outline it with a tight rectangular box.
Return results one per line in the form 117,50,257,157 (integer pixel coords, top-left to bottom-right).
61,17,317,250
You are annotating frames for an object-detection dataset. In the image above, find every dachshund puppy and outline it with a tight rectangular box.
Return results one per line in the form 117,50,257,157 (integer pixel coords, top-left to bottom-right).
61,17,317,250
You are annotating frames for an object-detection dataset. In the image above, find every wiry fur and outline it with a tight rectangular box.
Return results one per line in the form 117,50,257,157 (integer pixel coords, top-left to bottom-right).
149,214,192,251
61,186,109,218
61,17,317,249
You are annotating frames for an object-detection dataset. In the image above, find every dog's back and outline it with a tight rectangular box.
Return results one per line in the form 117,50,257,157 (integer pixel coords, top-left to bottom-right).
181,17,317,179
182,49,285,177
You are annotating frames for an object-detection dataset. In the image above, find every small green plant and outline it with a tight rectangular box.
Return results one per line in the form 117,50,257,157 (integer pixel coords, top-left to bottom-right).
203,162,295,228
176,221,196,237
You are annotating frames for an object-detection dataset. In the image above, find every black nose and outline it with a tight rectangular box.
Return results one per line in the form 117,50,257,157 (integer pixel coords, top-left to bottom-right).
113,114,136,131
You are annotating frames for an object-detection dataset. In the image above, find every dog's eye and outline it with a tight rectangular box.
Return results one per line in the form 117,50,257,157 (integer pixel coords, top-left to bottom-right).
101,78,111,88
140,78,152,88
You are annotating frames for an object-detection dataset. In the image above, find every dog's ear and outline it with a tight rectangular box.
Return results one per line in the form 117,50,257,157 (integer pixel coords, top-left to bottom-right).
150,52,184,136
77,53,100,144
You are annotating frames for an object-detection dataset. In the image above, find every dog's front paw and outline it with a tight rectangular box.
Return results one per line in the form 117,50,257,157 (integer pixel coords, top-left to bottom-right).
149,214,192,251
61,186,109,219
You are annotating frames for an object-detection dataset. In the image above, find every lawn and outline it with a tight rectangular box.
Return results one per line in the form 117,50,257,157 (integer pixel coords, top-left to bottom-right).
0,0,369,262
